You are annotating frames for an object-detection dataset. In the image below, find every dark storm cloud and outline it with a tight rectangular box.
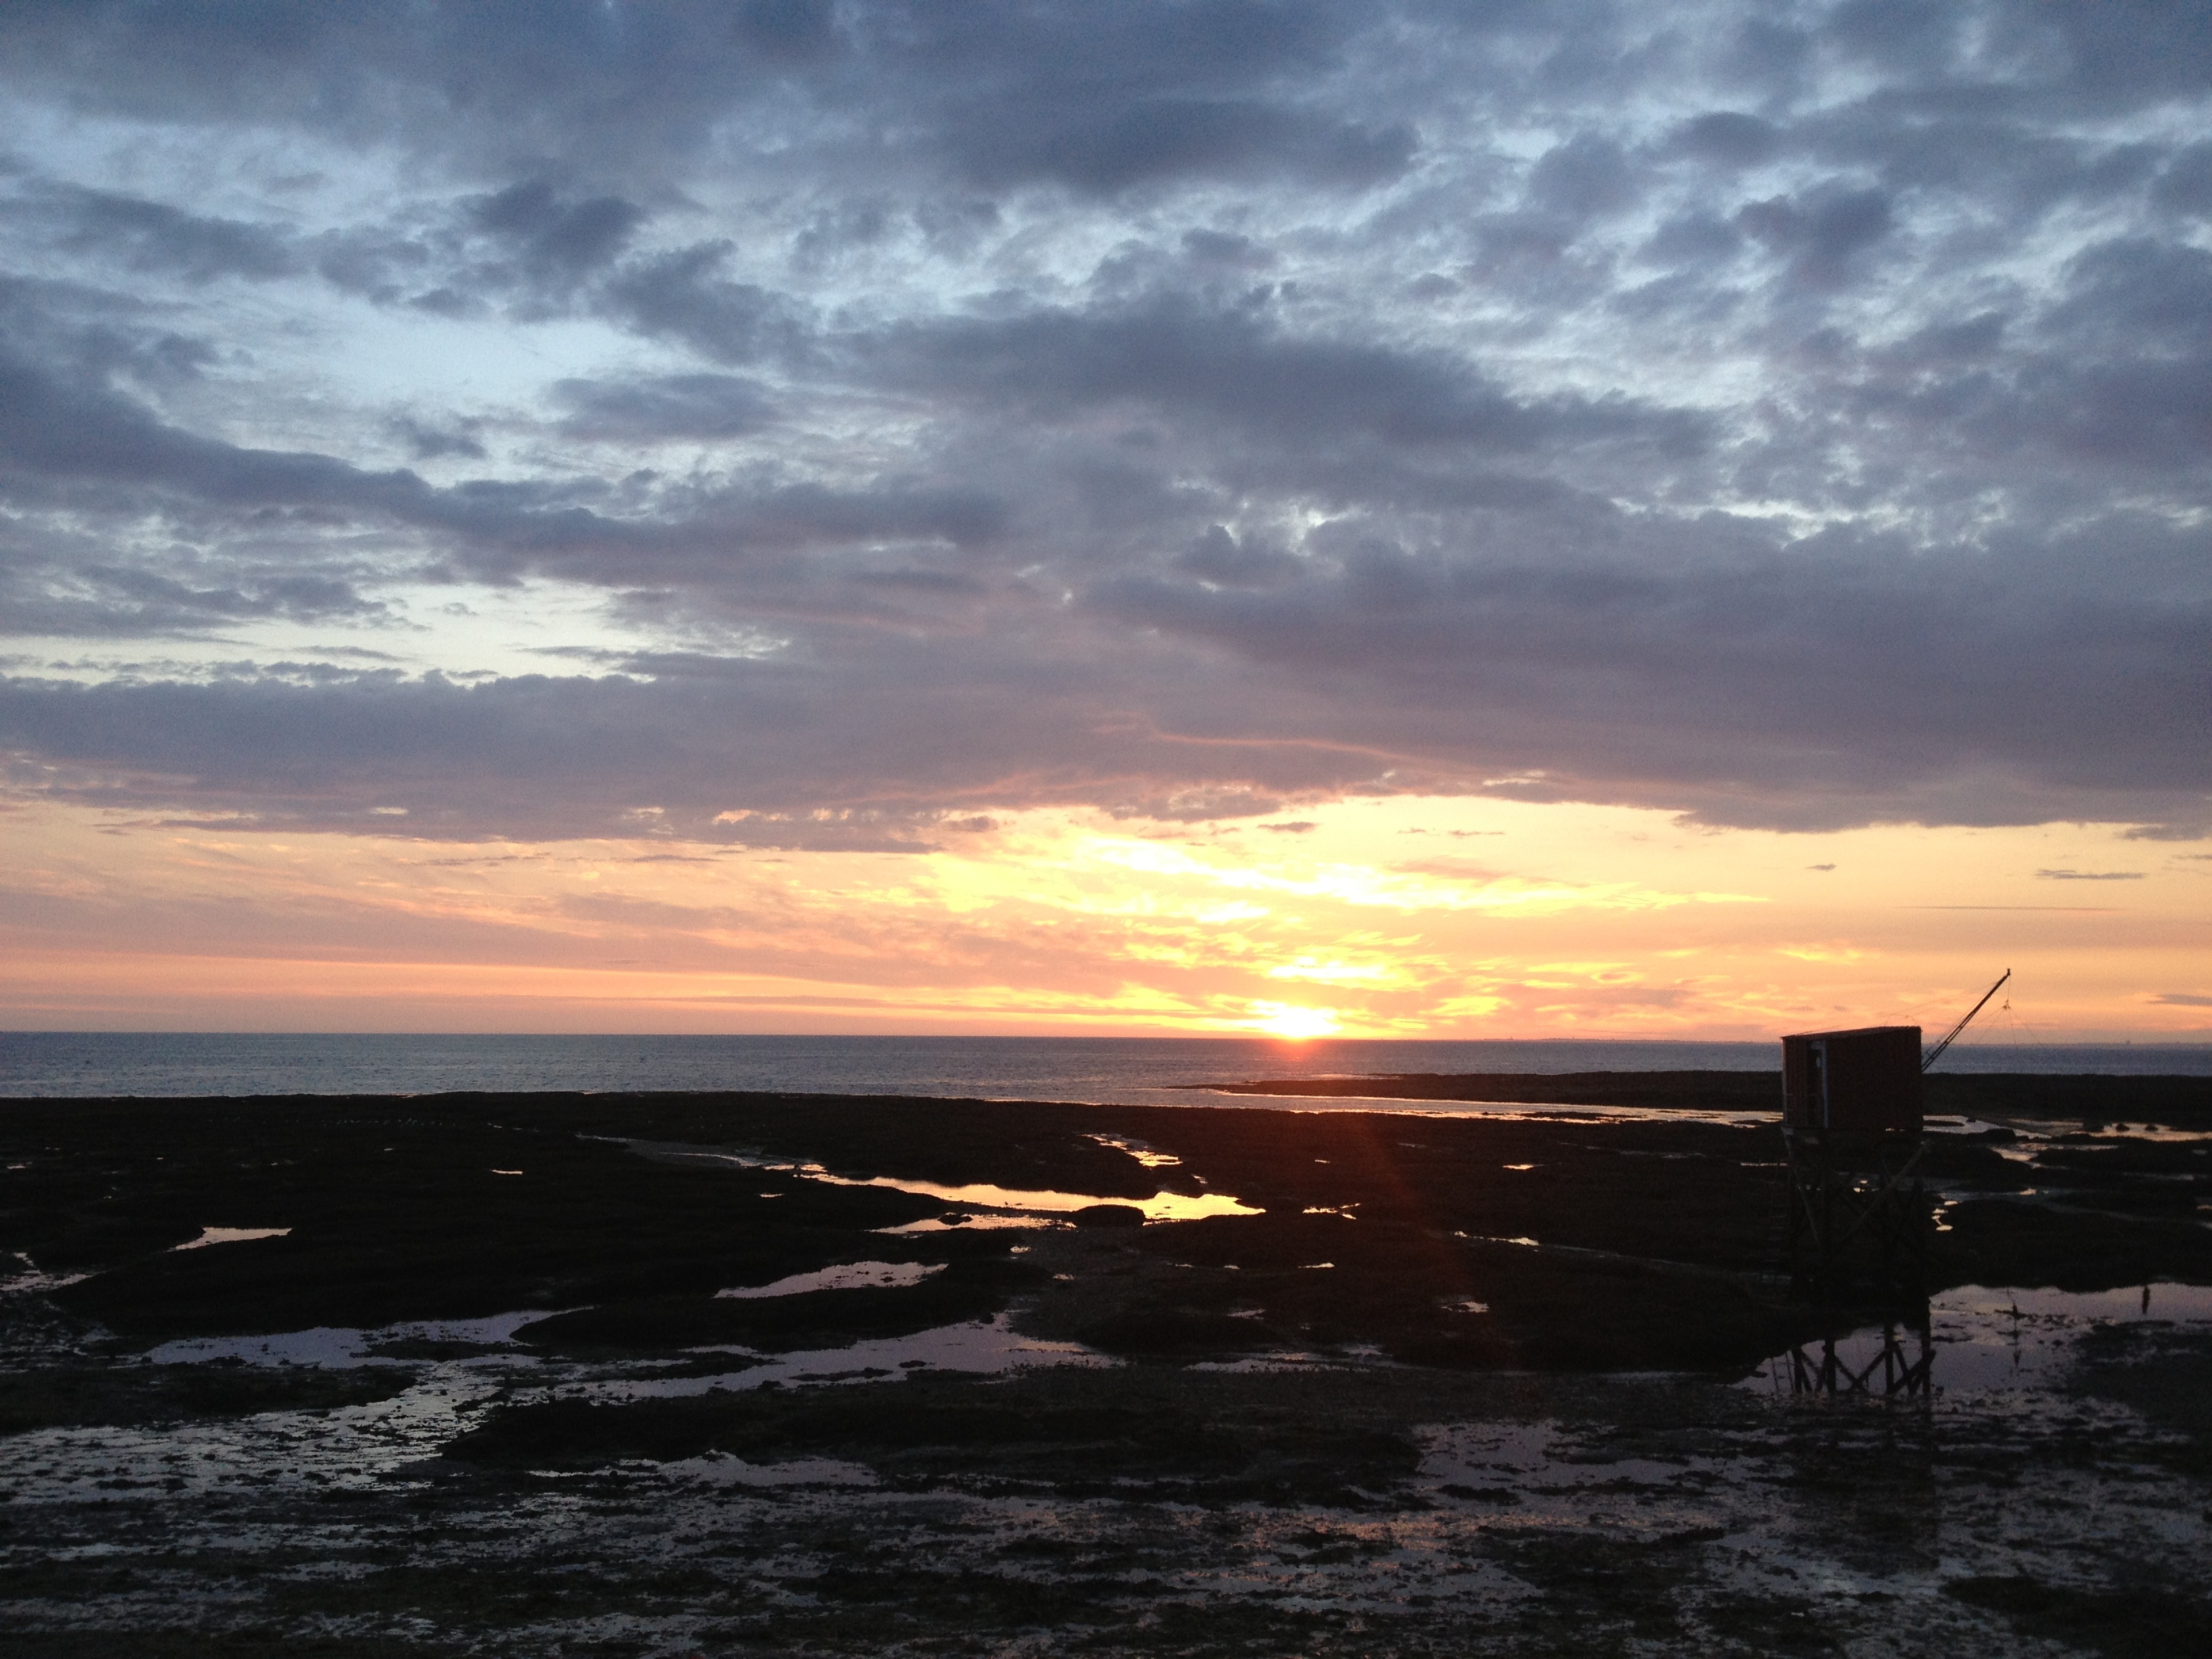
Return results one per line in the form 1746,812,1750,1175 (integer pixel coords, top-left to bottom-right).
1,0,2209,838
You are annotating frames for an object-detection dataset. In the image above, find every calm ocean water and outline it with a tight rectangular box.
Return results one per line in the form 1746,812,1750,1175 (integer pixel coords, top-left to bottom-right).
2,1032,2207,1105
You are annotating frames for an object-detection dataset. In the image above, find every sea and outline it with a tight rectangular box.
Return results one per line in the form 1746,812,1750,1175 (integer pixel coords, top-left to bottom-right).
2,1031,2207,1106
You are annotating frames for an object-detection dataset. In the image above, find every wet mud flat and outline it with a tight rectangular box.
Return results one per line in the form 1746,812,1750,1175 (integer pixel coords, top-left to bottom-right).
2,1080,2209,1655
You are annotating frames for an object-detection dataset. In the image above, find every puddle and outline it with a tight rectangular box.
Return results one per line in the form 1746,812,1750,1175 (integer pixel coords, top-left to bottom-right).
148,1309,555,1369
716,1261,943,1298
586,1312,1118,1399
0,1252,89,1296
1942,1280,2212,1321
1925,1115,2212,1145
377,1309,562,1348
875,1213,1061,1234
2,1308,1109,1523
146,1326,376,1368
1084,1132,1185,1170
171,1227,291,1251
632,1141,1263,1222
1740,1280,2212,1399
1923,1117,2020,1137
653,1452,878,1488
1187,1350,1359,1372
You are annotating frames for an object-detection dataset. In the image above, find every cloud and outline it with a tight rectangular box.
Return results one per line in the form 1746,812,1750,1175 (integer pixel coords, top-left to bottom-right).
0,656,1377,844
468,181,646,281
865,298,1709,455
389,416,487,462
1735,185,1893,287
1525,134,1637,221
552,374,777,441
36,186,299,282
2036,869,2146,881
1666,111,1782,168
0,1,2208,844
949,98,1415,194
1175,525,1304,588
601,244,808,364
2151,141,2212,214
1088,513,2212,830
0,565,384,638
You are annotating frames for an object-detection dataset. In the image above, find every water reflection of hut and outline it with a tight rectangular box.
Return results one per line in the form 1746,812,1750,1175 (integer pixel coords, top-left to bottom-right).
1782,1320,1933,1405
1779,1025,1930,1303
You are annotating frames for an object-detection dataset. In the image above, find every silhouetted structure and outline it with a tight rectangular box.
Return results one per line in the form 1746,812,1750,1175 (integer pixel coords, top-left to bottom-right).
1780,1026,1931,1303
1783,1025,1922,1132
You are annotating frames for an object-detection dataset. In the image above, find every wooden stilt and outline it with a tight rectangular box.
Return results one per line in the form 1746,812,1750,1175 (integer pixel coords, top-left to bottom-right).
1782,1126,1931,1305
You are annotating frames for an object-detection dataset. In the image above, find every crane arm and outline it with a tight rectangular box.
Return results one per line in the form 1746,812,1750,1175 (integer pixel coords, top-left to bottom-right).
1923,968,2011,1071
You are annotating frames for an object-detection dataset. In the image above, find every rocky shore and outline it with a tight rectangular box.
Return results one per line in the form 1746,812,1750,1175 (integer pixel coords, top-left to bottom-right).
3,1077,2207,1654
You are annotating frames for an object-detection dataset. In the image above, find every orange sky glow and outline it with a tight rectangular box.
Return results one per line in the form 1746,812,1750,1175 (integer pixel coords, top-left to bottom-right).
7,792,2204,1041
3,5,2210,1052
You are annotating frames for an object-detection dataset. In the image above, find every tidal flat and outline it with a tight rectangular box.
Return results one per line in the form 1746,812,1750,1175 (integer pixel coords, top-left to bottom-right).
3,1080,2209,1656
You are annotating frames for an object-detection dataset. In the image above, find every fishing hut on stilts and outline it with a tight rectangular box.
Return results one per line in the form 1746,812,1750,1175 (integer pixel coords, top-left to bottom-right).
1775,970,2010,1401
1781,1024,1929,1305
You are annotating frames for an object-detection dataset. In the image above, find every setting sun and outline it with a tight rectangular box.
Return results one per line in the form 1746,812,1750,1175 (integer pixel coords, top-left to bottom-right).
1248,1002,1343,1040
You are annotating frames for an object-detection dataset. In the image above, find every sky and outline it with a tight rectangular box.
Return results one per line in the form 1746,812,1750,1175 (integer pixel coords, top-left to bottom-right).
0,0,2206,1042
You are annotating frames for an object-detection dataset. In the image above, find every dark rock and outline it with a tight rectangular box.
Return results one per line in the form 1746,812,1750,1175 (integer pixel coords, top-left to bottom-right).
1070,1204,1145,1229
